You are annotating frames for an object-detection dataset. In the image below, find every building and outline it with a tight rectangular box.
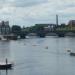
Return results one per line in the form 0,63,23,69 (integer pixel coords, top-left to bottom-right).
0,21,10,35
35,24,56,31
68,20,75,27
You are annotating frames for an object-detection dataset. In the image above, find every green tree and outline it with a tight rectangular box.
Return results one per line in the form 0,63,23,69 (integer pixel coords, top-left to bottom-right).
34,25,46,37
12,25,21,35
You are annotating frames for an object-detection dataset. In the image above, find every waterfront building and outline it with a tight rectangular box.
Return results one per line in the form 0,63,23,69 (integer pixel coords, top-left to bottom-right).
68,20,75,26
68,20,75,30
35,24,56,32
0,21,10,35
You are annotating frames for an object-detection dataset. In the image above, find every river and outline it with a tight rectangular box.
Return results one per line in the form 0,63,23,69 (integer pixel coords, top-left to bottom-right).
0,36,75,75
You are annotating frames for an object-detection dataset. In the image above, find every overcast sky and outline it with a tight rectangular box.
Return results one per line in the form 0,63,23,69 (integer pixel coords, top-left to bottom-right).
0,0,75,27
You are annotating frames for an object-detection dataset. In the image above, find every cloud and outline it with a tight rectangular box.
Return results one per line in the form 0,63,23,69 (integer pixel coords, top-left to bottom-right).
0,0,47,7
13,0,47,7
0,0,75,26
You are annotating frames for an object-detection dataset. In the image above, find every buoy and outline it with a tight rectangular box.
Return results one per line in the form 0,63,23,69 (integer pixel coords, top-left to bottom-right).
45,46,48,49
24,43,26,45
67,50,71,52
32,45,37,46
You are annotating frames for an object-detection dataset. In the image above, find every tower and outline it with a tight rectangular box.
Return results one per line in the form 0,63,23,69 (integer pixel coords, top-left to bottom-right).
56,15,58,26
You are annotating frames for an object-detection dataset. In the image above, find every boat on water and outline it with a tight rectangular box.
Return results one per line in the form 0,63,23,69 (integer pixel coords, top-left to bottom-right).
0,59,13,70
66,49,75,56
1,38,7,41
0,63,12,69
70,52,75,56
0,36,7,41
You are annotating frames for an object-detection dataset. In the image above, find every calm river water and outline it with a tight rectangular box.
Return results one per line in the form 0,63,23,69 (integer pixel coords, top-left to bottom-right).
0,36,75,75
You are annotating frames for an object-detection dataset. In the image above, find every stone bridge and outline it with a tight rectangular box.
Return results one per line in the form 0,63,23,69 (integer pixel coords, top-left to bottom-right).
46,30,75,37
19,30,75,38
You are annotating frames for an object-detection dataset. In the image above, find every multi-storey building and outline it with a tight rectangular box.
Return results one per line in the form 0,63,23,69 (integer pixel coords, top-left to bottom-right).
0,21,10,35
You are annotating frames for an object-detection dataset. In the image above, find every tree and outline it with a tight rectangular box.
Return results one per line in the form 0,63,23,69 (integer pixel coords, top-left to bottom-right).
25,24,46,37
61,23,66,28
35,25,46,37
12,25,21,35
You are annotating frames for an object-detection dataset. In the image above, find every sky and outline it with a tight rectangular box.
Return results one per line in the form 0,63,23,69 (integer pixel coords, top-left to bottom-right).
0,0,75,27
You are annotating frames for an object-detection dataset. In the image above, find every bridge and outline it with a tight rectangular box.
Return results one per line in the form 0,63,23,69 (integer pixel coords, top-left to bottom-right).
24,30,75,37
0,30,75,40
44,28,75,37
25,29,75,37
1,29,75,40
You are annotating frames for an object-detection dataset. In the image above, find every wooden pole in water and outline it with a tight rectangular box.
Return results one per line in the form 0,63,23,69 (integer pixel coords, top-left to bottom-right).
6,69,8,75
6,58,8,75
6,58,8,65
0,70,1,75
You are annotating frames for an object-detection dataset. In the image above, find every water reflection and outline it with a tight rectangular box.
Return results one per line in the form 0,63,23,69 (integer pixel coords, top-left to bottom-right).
0,41,11,62
0,41,13,75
